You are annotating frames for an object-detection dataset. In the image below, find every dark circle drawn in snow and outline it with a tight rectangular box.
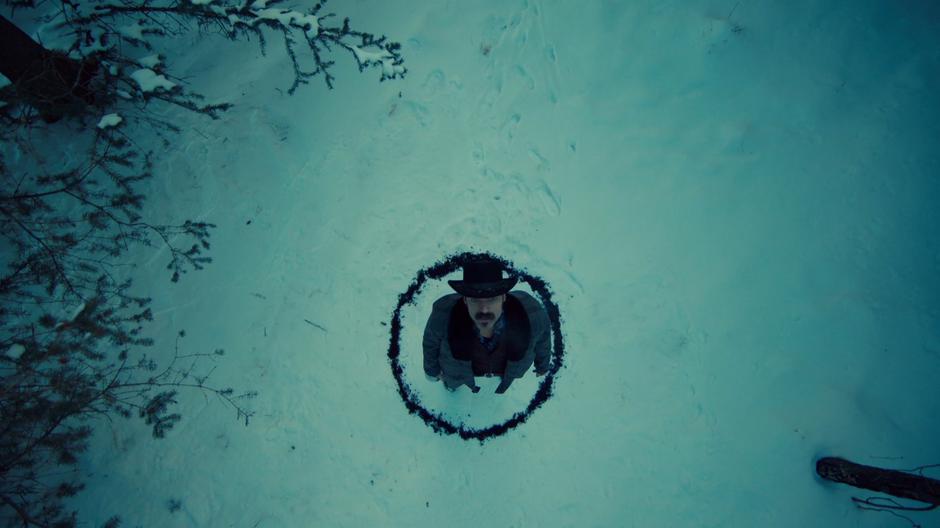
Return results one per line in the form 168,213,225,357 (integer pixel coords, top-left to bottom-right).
388,251,565,443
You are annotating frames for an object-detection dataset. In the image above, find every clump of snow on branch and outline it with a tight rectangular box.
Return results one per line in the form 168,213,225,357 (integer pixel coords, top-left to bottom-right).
251,8,319,38
130,69,177,93
351,45,406,80
97,113,123,129
138,55,162,68
5,344,25,360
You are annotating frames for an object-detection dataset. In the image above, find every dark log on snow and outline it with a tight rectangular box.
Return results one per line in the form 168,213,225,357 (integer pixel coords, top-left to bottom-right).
817,456,940,509
0,14,99,120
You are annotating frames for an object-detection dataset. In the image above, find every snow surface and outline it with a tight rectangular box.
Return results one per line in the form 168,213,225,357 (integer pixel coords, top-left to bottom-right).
16,0,935,527
75,26,110,56
118,21,144,41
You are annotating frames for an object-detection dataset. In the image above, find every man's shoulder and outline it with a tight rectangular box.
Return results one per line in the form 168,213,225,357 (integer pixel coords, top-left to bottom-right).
509,290,535,302
509,290,539,310
509,290,549,323
432,293,462,310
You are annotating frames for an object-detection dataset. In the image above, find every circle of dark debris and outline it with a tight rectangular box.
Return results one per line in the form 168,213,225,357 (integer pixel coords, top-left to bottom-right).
387,251,565,443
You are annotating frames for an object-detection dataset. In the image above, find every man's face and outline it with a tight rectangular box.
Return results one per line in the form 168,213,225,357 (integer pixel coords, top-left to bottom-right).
464,294,506,331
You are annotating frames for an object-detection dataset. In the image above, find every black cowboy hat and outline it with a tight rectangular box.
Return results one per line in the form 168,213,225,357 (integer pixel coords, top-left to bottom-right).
448,256,518,298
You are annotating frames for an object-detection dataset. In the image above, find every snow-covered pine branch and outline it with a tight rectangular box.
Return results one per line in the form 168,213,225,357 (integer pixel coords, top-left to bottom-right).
0,0,405,123
0,4,404,525
60,0,407,95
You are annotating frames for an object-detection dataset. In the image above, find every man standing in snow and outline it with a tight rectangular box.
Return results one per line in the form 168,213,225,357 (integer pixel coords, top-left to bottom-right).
423,256,551,394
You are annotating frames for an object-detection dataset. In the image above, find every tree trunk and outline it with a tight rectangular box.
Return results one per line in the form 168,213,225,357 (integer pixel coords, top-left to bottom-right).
0,14,99,121
817,456,940,507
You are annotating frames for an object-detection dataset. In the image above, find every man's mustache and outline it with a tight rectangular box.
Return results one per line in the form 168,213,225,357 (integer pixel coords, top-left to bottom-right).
475,313,493,320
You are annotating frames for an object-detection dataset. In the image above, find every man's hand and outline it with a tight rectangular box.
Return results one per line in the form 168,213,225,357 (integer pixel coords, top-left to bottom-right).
425,372,440,383
535,370,547,377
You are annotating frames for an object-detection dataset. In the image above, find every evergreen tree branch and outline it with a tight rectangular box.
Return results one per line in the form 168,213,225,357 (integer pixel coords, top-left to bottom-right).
1,493,51,528
0,1,401,524
1,207,80,298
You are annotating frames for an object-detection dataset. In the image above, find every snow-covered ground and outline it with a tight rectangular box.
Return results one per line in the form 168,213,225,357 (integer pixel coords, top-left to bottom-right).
50,0,940,526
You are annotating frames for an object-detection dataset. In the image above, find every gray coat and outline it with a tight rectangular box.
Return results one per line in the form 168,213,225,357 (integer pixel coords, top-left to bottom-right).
423,290,551,393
